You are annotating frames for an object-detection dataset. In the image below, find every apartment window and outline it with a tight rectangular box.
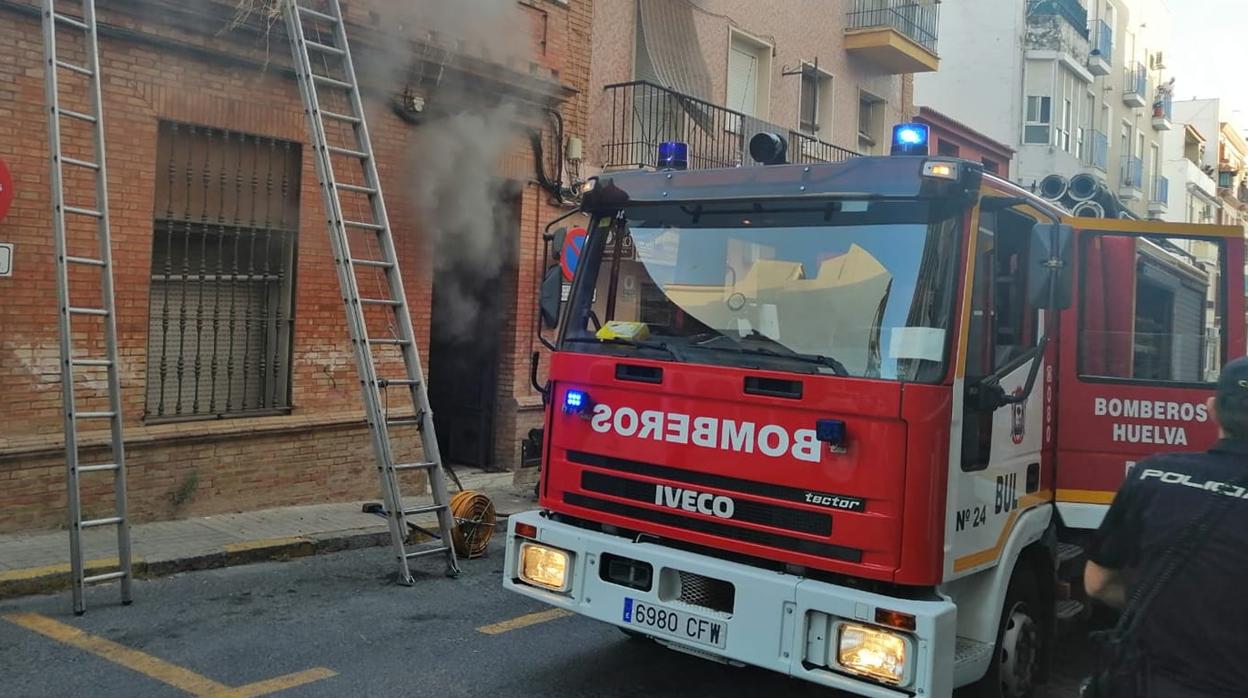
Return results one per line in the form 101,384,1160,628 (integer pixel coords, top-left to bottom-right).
982,158,1001,175
727,30,771,126
1058,98,1073,152
145,122,301,421
1024,96,1052,144
798,63,833,136
858,92,885,154
937,139,960,157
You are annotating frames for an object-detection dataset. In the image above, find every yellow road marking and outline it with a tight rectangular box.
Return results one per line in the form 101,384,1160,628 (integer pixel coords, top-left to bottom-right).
3,613,335,696
222,537,311,554
477,608,573,635
218,667,339,698
0,557,142,584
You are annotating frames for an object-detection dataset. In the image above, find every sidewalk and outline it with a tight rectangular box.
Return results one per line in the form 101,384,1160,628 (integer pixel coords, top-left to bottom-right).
0,469,535,599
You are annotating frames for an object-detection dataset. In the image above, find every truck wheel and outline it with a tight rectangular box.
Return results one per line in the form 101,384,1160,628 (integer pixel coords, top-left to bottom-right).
967,573,1043,698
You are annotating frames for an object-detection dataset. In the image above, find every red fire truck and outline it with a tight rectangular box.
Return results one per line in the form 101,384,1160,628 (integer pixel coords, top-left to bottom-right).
503,125,1245,697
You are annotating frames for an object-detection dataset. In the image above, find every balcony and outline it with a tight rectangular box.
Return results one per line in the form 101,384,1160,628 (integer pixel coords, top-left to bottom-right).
600,81,858,171
1123,63,1149,109
1148,175,1169,215
1152,94,1173,131
1027,0,1089,34
1081,129,1109,172
1120,156,1144,200
1088,19,1112,76
845,1,940,74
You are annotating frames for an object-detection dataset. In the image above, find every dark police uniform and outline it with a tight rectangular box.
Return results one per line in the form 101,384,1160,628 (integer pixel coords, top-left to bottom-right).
1088,438,1248,697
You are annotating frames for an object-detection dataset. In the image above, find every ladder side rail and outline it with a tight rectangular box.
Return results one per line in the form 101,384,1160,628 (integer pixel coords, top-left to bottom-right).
82,0,132,606
282,1,414,581
325,1,460,575
42,0,87,614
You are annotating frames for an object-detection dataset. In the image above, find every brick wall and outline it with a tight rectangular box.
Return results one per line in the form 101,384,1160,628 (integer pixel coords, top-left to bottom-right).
0,0,592,533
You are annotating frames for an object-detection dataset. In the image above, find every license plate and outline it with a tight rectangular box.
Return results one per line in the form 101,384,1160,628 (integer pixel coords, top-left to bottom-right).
622,598,726,649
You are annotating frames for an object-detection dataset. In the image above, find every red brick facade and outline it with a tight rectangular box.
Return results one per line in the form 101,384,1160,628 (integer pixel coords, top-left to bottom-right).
0,0,591,533
914,106,1015,177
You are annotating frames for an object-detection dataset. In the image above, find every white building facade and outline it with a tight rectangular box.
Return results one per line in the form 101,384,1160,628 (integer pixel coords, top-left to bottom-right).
915,0,1174,219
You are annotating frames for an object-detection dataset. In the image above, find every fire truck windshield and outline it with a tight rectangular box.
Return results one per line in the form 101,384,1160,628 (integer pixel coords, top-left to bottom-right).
564,198,963,383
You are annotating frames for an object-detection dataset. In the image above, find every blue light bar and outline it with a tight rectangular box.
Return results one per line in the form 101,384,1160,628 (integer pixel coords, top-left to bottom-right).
657,141,689,171
890,123,930,156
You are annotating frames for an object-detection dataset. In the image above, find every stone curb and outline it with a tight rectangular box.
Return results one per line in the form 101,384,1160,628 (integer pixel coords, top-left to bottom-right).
0,528,406,600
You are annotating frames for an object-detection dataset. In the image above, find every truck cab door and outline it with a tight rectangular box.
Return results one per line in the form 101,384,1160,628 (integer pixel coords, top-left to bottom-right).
945,206,1048,579
1054,220,1245,530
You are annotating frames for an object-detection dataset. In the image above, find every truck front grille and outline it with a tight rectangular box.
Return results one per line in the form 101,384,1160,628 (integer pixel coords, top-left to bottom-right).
675,570,734,614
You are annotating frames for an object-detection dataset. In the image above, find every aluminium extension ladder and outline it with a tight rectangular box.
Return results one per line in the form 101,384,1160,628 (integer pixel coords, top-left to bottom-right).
40,0,132,614
281,0,460,583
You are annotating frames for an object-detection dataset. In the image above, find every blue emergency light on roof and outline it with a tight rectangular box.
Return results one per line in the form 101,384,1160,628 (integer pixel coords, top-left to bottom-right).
890,123,930,156
657,141,689,171
564,389,592,416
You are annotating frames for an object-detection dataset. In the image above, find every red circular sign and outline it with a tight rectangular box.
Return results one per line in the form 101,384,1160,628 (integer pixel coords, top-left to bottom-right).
560,227,587,282
0,158,12,223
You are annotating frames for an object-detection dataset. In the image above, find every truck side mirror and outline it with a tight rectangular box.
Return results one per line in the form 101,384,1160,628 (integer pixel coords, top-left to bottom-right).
539,264,563,329
1028,223,1074,310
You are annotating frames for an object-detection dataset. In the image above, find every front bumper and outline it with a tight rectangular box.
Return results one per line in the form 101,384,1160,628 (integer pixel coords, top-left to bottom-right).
503,511,956,697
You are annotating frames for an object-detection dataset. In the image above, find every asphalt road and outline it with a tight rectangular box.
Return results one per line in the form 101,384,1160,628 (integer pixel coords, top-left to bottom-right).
0,537,1090,697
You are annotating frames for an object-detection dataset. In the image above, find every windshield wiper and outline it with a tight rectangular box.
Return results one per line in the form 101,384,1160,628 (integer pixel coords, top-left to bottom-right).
689,332,850,376
564,336,685,361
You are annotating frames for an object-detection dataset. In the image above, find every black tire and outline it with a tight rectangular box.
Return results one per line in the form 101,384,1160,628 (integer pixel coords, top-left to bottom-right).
964,571,1044,698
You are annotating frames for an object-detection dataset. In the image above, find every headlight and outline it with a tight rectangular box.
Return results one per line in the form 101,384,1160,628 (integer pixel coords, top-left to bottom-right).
519,543,571,592
836,622,910,686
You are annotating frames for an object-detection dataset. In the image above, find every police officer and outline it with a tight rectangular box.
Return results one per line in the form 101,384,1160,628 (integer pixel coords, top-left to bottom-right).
1085,357,1248,697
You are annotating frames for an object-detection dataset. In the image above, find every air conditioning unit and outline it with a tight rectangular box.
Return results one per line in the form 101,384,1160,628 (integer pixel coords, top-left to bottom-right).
1151,51,1166,70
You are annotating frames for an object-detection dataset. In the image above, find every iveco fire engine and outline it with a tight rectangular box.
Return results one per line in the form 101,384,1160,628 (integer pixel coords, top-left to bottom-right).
503,124,1245,697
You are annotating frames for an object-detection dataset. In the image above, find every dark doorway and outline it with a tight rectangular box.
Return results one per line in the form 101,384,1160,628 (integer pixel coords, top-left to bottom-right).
428,194,519,469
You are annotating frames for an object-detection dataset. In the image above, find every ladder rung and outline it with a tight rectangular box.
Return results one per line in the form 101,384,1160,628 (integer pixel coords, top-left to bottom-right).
378,378,420,386
351,258,393,269
53,12,88,30
297,5,338,24
392,462,436,472
305,40,345,56
80,516,123,529
61,156,100,171
342,220,384,231
77,463,120,473
70,358,113,367
84,571,127,585
368,338,410,346
404,546,452,560
75,411,117,420
63,205,103,218
402,504,447,516
65,255,106,267
68,307,109,316
312,73,354,91
60,108,97,123
56,59,94,77
326,145,369,160
385,416,422,427
321,109,361,125
336,182,377,195
359,298,402,307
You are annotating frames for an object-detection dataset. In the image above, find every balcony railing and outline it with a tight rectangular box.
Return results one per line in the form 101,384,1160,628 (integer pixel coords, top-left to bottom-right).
1122,156,1144,188
1123,63,1149,107
847,1,939,54
1153,94,1173,122
601,81,858,171
1151,175,1169,204
1083,130,1109,171
1027,0,1089,36
1089,18,1112,56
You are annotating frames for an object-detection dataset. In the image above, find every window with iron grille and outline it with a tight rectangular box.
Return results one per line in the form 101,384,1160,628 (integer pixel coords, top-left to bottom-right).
144,122,301,421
